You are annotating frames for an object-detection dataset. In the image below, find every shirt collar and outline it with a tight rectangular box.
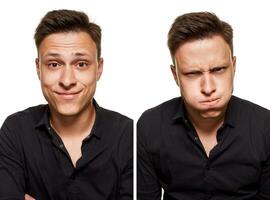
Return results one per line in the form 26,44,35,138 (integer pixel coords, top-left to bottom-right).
171,96,236,128
35,99,104,138
223,96,236,128
35,105,50,129
172,97,190,127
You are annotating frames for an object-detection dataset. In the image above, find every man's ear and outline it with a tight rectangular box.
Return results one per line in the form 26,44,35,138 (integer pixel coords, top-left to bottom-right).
35,58,41,80
97,57,103,81
170,64,179,86
232,56,236,77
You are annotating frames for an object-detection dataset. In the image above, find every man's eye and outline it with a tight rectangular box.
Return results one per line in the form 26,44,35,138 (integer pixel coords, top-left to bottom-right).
48,62,59,68
185,71,201,77
77,62,88,68
211,67,226,73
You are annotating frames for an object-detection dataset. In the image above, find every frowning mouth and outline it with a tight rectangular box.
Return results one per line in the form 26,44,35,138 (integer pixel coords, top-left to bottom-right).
199,98,220,106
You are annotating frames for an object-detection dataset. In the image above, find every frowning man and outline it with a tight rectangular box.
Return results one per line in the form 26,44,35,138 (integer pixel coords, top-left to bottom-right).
138,12,270,200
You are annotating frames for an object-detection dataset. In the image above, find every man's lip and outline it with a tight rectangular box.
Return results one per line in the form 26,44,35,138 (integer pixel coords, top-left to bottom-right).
199,98,220,104
200,98,219,102
55,90,82,95
54,90,82,100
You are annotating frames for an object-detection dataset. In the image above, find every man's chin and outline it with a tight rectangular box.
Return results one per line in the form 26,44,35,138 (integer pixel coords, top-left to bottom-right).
198,108,224,119
52,105,81,117
57,110,80,117
200,112,221,119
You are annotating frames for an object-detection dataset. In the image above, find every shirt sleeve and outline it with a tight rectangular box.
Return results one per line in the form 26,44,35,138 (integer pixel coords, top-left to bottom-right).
0,117,25,199
257,118,270,199
257,153,270,199
119,119,133,200
137,116,161,200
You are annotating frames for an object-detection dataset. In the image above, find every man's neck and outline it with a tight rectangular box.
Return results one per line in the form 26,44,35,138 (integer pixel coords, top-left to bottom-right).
185,104,227,157
49,103,96,139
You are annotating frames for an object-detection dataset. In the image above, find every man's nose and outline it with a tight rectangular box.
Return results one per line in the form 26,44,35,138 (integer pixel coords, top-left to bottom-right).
200,73,216,96
59,66,76,89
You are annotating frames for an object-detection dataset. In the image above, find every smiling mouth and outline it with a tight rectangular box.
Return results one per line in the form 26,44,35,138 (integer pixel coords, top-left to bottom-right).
55,90,82,100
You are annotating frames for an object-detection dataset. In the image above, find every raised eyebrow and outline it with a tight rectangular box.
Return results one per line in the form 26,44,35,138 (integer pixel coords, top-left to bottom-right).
43,53,61,58
74,52,96,60
74,53,96,61
74,52,89,56
43,52,91,58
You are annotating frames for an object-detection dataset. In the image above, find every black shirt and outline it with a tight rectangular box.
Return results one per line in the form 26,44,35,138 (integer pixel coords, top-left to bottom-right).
138,96,270,200
0,101,133,200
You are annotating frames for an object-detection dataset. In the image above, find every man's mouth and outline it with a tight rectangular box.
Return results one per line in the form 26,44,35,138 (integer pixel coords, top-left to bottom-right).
199,98,220,106
54,90,82,100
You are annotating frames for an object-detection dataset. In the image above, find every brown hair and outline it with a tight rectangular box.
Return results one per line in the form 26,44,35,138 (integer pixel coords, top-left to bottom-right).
168,12,233,63
34,9,102,59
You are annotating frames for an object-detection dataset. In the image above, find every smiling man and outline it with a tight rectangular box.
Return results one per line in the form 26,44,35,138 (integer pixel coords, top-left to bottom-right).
0,10,133,200
138,12,270,200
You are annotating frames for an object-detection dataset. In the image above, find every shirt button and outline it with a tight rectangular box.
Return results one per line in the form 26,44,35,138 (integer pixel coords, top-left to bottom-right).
70,173,75,180
206,163,211,170
47,126,53,135
59,144,64,148
194,137,198,141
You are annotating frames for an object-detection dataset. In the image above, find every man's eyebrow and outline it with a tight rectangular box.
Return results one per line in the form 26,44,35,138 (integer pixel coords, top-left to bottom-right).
43,53,61,58
210,63,230,69
74,52,89,56
43,52,92,58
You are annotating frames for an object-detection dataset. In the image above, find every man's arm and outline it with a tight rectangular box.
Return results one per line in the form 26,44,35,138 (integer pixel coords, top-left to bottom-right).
0,117,25,199
257,152,270,199
119,120,133,200
137,117,161,200
256,114,270,200
257,119,270,199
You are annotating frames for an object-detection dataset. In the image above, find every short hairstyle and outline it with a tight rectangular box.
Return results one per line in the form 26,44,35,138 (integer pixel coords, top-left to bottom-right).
34,9,102,59
168,12,233,63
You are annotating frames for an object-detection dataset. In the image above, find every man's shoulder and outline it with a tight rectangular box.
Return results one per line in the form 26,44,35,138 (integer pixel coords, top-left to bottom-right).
3,105,47,126
232,96,270,117
139,97,181,122
0,105,48,146
95,106,133,144
98,106,132,125
97,105,133,137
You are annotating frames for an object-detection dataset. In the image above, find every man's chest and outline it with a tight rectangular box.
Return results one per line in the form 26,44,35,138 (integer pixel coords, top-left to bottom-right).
152,124,266,192
22,135,120,199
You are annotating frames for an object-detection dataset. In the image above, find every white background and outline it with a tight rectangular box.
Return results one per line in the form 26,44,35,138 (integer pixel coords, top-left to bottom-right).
0,0,270,125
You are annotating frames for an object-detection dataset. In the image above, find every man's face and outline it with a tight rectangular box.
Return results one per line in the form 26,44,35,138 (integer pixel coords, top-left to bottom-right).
171,35,236,119
36,31,103,117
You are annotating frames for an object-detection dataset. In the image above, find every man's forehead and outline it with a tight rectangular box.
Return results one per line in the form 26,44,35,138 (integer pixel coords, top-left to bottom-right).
174,37,232,65
39,32,95,49
38,33,97,59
